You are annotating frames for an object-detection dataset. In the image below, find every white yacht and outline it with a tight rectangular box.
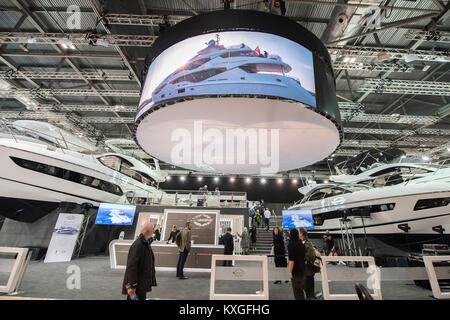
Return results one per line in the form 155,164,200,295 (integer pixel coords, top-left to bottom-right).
141,36,316,110
330,159,449,187
0,120,167,222
289,167,450,254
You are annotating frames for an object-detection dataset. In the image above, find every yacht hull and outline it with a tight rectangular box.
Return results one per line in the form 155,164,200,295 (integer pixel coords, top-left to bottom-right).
0,144,123,222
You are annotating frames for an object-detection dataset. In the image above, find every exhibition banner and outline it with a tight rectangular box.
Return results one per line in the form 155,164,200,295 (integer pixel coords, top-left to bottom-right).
44,213,83,263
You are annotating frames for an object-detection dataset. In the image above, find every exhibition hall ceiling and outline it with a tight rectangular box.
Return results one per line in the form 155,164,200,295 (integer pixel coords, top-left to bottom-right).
0,0,448,178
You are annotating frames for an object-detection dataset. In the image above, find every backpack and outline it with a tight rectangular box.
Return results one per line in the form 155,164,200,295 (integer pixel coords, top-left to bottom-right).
305,240,322,274
312,247,322,273
175,231,182,248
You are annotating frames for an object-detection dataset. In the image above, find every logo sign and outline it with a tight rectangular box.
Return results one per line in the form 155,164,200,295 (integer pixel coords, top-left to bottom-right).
232,268,245,279
331,196,346,206
171,121,280,175
192,214,214,227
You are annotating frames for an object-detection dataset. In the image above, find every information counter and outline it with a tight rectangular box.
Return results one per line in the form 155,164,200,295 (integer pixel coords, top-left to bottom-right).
109,240,224,272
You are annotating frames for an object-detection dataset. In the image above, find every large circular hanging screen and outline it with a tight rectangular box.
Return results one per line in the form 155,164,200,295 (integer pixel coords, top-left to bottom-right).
134,10,342,175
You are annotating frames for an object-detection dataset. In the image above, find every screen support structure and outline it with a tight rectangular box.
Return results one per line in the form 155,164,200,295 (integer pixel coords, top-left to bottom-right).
72,214,90,260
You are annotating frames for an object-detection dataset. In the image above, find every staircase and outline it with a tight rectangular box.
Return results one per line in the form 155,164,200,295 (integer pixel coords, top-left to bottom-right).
250,216,284,255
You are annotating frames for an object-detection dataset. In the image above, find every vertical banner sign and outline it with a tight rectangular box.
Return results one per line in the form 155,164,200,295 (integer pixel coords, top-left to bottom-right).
44,213,84,263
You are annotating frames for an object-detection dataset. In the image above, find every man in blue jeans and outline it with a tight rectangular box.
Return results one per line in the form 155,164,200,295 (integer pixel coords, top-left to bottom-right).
176,221,192,280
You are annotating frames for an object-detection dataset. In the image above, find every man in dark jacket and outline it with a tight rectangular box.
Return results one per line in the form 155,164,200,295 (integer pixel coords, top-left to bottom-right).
122,222,157,300
288,228,306,300
222,227,234,266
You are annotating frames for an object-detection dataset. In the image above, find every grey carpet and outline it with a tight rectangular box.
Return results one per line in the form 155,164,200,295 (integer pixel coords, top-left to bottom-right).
0,256,435,300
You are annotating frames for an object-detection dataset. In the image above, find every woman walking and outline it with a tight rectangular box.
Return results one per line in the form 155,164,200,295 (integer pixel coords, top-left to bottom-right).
272,226,287,284
288,228,306,300
249,225,257,251
153,224,161,241
237,227,250,255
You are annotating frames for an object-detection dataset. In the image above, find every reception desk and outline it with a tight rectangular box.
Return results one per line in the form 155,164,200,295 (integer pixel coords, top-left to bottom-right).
109,240,224,272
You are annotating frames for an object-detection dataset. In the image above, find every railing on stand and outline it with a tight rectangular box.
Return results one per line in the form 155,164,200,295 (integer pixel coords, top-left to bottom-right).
139,190,247,208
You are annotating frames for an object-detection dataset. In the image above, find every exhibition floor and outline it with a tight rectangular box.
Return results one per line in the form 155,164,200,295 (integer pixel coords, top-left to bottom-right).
0,256,437,300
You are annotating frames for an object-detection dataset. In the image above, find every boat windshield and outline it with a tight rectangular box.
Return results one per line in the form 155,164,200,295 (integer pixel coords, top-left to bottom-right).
97,155,158,188
300,183,371,204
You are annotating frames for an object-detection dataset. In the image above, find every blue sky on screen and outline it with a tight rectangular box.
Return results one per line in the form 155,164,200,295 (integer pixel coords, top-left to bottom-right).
139,31,315,105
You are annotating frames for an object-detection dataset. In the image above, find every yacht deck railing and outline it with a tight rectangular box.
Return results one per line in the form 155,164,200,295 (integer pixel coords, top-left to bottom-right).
129,189,247,208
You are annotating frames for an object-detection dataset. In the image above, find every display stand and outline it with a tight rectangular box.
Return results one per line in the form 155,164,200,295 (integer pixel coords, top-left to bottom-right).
209,255,269,300
0,247,29,294
423,255,450,299
320,255,382,300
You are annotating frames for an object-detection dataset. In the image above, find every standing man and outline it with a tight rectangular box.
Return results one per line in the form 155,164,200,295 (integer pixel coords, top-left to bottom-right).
288,228,306,300
176,221,192,280
222,227,234,266
264,208,271,231
122,222,157,300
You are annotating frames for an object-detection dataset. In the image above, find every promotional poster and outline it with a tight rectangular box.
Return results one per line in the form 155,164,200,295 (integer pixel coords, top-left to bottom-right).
44,213,84,263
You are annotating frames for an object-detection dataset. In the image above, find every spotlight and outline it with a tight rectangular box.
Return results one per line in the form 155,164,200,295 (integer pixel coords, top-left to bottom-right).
404,54,419,63
230,177,235,182
337,13,348,25
245,177,252,184
277,178,283,184
57,39,73,49
292,179,297,184
197,176,203,181
422,155,430,161
180,176,186,181
324,180,329,184
214,177,219,182
261,178,267,184
166,176,171,181
96,39,109,47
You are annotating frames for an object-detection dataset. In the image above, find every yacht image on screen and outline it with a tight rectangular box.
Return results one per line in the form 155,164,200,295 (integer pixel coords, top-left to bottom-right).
290,215,313,228
149,34,316,108
108,209,132,225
